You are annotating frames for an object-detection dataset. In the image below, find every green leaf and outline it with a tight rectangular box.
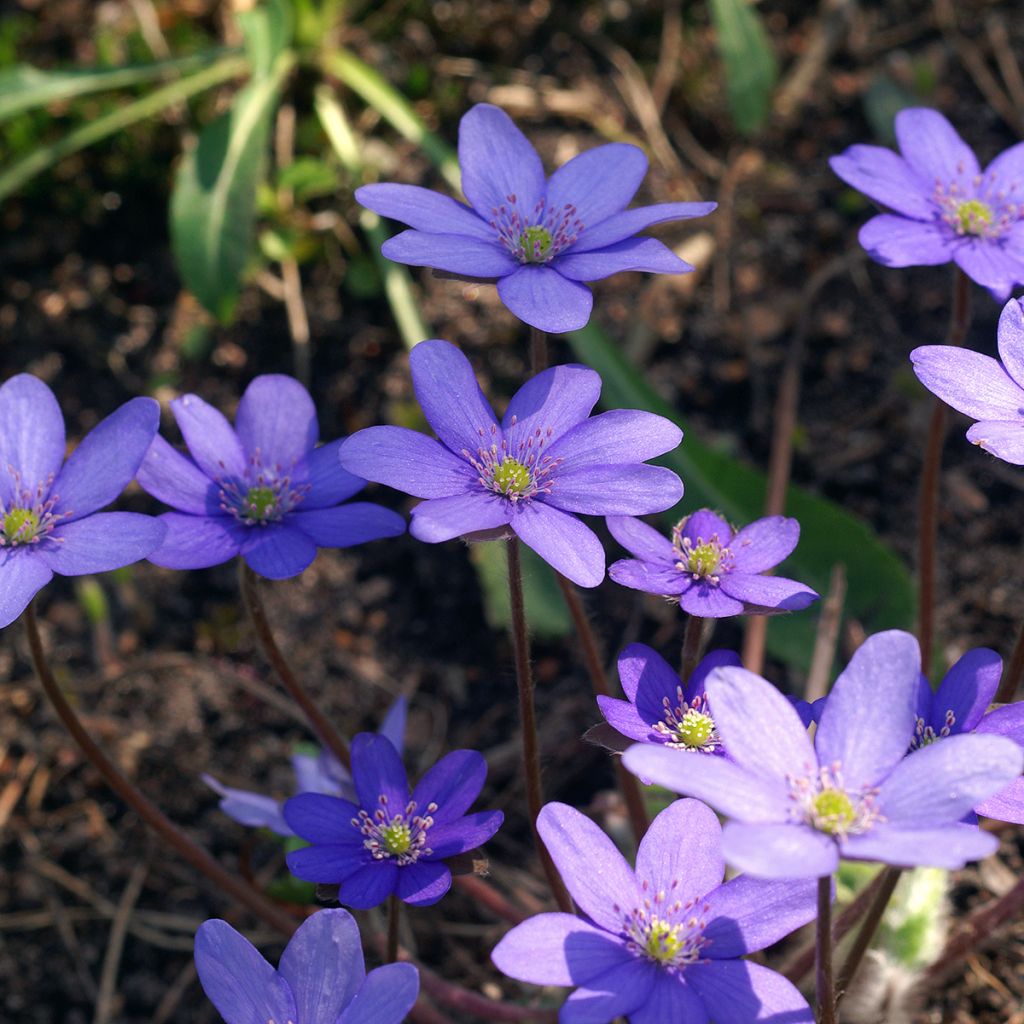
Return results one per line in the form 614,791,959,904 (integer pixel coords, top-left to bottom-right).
0,51,235,124
238,0,293,79
276,156,340,202
708,0,778,137
567,322,915,671
469,542,572,639
170,52,294,322
0,54,250,203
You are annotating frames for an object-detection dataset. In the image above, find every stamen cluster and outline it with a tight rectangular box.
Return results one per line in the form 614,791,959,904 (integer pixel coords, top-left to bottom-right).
464,418,561,503
672,520,733,584
911,709,956,750
652,687,720,751
933,176,1019,239
218,452,310,525
0,470,66,547
488,193,584,264
354,794,437,866
619,880,710,970
787,763,881,840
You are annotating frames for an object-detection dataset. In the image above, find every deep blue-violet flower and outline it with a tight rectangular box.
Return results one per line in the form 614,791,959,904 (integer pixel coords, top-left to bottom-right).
830,107,1024,296
338,339,683,588
624,630,1023,879
284,732,503,909
356,103,716,333
910,648,1024,825
607,509,818,616
0,374,166,628
203,697,407,837
195,908,418,1024
491,800,816,1023
911,297,1024,464
136,374,405,579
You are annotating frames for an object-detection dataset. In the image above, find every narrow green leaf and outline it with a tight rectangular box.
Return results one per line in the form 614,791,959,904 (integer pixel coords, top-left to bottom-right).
0,55,250,203
238,0,293,79
567,322,914,670
170,52,294,322
708,0,778,137
0,51,236,124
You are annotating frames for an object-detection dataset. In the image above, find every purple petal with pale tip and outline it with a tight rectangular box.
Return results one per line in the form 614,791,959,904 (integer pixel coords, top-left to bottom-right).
815,629,920,792
291,504,405,549
0,550,53,629
554,237,691,281
241,523,317,579
703,874,819,957
606,515,676,564
596,695,652,741
608,557,687,595
202,774,291,835
571,201,717,253
910,346,1024,421
720,822,839,879
236,375,318,468
719,573,819,613
635,799,724,902
194,920,297,1024
536,802,639,932
966,419,1024,464
829,145,932,218
931,648,1002,734
410,492,511,543
686,960,814,1024
427,810,504,858
136,435,218,514
841,823,997,869
379,695,408,754
895,108,980,184
0,374,65,500
147,512,244,570
396,860,451,906
544,463,682,516
170,392,246,481
502,364,601,449
355,183,493,239
544,143,648,228
497,265,594,333
339,426,477,499
511,502,605,587
339,963,420,1024
381,229,518,277
859,214,954,267
282,794,362,845
411,749,487,824
728,516,800,573
40,513,166,576
546,409,682,468
997,298,1024,389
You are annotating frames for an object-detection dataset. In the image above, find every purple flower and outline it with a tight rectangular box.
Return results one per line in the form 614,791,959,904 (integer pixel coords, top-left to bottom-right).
338,339,683,588
356,103,716,333
195,908,418,1024
284,732,503,909
607,509,818,616
910,649,1024,825
0,375,166,629
137,374,405,579
911,297,1024,464
830,107,1024,296
624,630,1023,879
203,697,407,837
491,800,816,1024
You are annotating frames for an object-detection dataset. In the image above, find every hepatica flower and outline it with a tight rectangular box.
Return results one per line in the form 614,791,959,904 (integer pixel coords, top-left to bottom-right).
195,908,418,1024
203,697,407,837
624,630,1023,879
284,733,503,909
607,509,818,616
339,340,683,587
0,374,166,628
137,374,404,579
492,800,815,1024
911,649,1024,825
912,297,1024,464
831,107,1024,295
356,103,716,333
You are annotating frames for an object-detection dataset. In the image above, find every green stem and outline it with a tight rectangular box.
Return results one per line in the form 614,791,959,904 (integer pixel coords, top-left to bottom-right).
816,875,836,1024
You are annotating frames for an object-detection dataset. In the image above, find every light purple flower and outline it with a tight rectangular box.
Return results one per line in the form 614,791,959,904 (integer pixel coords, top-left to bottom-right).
910,649,1024,825
356,103,716,333
830,107,1024,296
0,374,166,628
624,630,1023,879
136,374,405,579
491,800,816,1024
195,908,418,1024
911,297,1024,464
338,339,683,588
607,509,818,617
284,732,503,909
203,697,407,837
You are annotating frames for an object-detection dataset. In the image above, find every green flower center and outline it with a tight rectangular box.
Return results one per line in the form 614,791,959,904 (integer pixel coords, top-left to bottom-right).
380,821,412,856
519,225,553,263
643,920,684,964
672,709,716,749
241,486,279,523
955,199,994,235
492,457,532,496
686,542,722,578
812,789,856,835
3,508,40,545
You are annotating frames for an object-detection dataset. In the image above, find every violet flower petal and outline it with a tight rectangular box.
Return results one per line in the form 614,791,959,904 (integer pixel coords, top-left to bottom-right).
170,392,246,480
396,861,451,906
378,695,408,754
241,523,317,579
996,297,1024,389
635,799,724,903
686,959,814,1024
536,802,640,932
841,824,997,869
501,364,601,449
559,960,657,1024
290,504,405,548
137,435,217,514
973,776,1024,825
624,644,683,721
0,551,53,629
553,237,691,281
202,774,292,835
815,629,920,792
286,843,365,884
629,973,708,1024
427,810,504,858
381,229,518,276
720,822,839,879
828,145,932,218
410,749,487,824
545,409,683,468
354,183,493,240
965,419,1024,464
544,143,648,227
895,107,980,183
40,513,166,575
932,647,1002,733
859,214,954,266
351,734,409,813
0,374,65,498
148,512,244,569
678,583,745,617
681,508,733,546
496,265,594,334
606,515,677,565
728,515,800,573
338,963,420,1024
608,557,688,595
544,463,683,516
409,492,511,542
337,861,400,910
511,502,605,587
687,650,743,696
282,794,362,845
910,345,1024,421
235,375,317,468
571,201,717,253
953,237,1024,291
718,573,818,612
299,439,366,509
596,696,652,742
975,702,1024,743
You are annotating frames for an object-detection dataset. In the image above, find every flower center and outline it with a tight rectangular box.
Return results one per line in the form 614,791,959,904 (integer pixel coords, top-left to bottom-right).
953,198,993,235
910,709,956,750
218,453,310,526
686,542,722,578
465,419,562,504
671,521,733,584
488,193,584,264
812,790,856,834
934,177,1021,240
652,687,720,752
519,225,553,263
0,469,66,548
492,457,532,496
788,763,881,840
619,883,710,972
3,508,40,544
354,795,438,866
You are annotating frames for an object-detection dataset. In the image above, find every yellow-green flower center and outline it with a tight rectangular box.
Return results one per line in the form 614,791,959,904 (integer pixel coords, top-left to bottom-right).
686,542,722,578
955,199,994,235
3,508,40,545
241,486,278,522
380,821,413,856
643,919,684,964
672,709,716,749
519,225,553,263
812,789,856,835
492,457,532,496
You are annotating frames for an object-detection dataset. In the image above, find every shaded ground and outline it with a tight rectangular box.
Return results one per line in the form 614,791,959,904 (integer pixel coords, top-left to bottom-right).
2,0,1024,1020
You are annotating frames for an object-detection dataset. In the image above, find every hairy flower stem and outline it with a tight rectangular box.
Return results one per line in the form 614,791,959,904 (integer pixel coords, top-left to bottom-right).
996,618,1024,703
386,894,401,964
506,538,572,913
239,561,352,773
836,866,902,1001
23,602,298,936
680,614,705,681
530,325,548,373
555,574,649,844
816,875,837,1024
918,268,971,677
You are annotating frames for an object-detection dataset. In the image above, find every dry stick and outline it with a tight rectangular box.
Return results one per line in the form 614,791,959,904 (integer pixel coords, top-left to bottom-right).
816,876,837,1024
995,620,1024,703
23,603,299,936
506,538,573,913
529,325,548,373
555,575,650,844
239,561,352,773
93,858,148,1024
804,565,847,704
386,894,401,964
454,875,525,925
835,866,901,1001
918,268,971,678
